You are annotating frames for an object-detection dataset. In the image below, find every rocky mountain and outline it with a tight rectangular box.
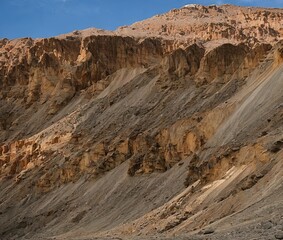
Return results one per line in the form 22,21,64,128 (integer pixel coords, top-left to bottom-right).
117,4,283,47
0,4,282,240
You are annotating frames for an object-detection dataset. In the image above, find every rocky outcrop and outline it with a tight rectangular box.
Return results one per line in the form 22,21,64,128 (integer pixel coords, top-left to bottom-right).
116,4,283,46
196,43,248,84
0,36,166,111
161,44,205,78
0,4,283,240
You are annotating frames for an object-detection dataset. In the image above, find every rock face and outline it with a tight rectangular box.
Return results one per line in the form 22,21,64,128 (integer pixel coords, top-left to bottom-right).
117,4,283,46
0,4,283,240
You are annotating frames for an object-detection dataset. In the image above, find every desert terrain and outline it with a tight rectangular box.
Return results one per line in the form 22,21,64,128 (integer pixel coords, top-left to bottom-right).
0,4,282,240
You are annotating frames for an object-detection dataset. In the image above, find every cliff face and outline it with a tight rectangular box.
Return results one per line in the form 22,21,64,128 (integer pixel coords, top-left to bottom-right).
0,4,283,240
0,36,164,107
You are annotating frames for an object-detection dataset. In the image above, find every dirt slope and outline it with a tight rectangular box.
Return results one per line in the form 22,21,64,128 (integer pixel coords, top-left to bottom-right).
0,4,282,240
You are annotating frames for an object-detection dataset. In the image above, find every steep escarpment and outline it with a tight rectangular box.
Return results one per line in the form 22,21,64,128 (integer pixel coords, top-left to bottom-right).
0,35,165,103
0,4,283,240
0,35,167,143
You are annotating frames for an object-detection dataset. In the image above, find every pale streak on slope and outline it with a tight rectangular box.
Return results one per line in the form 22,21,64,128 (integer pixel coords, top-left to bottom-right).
97,68,146,99
211,64,283,146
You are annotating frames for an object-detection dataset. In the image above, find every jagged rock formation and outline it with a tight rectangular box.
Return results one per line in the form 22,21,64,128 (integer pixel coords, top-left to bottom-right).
117,4,283,47
0,4,282,240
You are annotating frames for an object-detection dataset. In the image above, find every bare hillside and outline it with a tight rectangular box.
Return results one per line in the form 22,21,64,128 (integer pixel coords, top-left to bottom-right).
0,4,282,240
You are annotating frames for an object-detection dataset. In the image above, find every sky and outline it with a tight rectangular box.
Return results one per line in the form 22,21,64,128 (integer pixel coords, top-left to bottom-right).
0,0,282,39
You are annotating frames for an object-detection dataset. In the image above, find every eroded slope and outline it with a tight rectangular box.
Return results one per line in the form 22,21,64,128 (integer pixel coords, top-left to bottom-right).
0,4,282,240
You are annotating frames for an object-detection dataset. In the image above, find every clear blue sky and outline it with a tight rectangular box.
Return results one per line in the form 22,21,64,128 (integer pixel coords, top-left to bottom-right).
0,0,282,39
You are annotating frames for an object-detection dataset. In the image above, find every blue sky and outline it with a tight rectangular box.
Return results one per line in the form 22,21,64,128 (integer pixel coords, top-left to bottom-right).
0,0,282,39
